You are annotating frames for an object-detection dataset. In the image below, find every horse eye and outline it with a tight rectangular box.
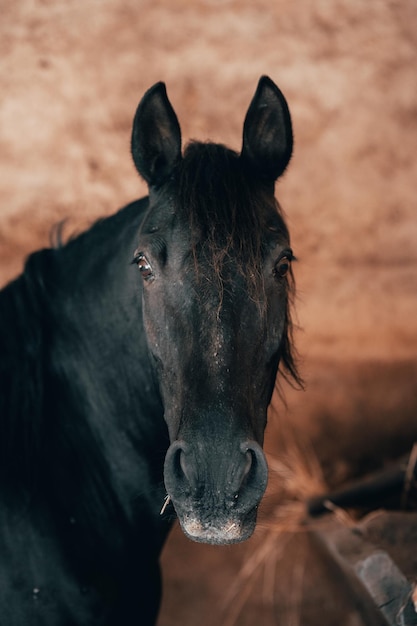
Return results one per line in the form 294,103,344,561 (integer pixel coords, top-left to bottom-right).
136,254,154,281
274,255,291,279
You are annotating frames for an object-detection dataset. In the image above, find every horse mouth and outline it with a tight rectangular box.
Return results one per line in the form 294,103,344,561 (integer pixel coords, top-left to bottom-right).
178,512,256,545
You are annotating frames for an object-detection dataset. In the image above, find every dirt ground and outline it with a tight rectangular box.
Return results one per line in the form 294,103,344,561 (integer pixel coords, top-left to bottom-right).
1,1,417,624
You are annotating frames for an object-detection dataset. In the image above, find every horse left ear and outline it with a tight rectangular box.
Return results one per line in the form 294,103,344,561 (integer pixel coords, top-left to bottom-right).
131,82,182,187
241,76,293,182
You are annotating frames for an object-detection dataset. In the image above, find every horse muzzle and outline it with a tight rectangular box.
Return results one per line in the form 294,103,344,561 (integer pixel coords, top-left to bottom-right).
163,439,268,545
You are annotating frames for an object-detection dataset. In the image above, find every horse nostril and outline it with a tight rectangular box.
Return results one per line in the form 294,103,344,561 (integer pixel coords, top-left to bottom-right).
178,447,192,484
242,450,253,482
235,441,268,505
170,442,187,479
164,441,196,497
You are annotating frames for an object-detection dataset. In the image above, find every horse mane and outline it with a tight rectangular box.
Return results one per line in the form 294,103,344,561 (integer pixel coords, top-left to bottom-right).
0,248,53,489
176,141,302,388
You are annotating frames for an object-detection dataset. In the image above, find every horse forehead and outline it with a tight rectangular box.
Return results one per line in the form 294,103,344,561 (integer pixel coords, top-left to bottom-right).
200,283,261,343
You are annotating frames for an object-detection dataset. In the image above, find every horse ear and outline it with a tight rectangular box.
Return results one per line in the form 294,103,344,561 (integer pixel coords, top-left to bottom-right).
241,76,293,182
131,82,182,187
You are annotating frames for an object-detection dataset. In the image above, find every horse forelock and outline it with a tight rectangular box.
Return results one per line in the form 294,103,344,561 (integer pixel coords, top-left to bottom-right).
175,143,272,285
173,141,302,388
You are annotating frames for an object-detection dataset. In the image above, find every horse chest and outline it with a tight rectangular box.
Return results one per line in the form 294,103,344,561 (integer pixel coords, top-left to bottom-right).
0,502,162,626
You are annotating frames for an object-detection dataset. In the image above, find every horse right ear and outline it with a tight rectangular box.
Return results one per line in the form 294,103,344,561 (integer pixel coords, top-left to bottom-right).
241,76,293,183
131,82,182,187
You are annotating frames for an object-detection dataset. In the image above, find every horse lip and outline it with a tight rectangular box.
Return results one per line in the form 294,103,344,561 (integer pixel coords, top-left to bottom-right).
179,514,255,545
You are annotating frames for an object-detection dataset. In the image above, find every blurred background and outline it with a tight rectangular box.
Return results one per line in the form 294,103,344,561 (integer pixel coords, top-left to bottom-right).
1,1,416,624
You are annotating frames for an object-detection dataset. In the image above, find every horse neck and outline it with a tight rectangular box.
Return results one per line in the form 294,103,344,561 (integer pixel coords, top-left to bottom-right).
45,199,167,470
1,201,168,509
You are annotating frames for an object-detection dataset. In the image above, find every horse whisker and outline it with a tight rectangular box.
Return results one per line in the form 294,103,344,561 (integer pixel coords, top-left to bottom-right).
160,495,171,515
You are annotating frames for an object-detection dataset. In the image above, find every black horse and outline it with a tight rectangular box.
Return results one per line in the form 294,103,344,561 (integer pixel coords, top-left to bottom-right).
0,76,299,625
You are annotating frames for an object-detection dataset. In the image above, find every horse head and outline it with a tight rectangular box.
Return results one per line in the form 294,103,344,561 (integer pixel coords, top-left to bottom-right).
131,76,296,544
